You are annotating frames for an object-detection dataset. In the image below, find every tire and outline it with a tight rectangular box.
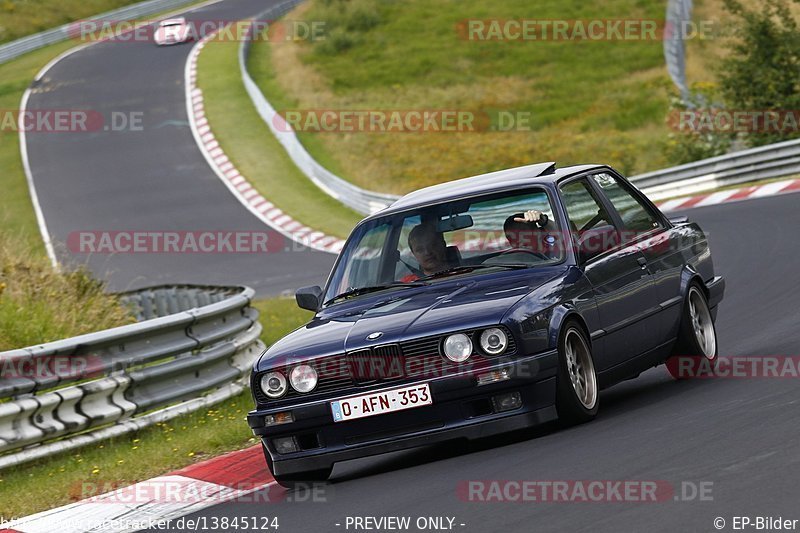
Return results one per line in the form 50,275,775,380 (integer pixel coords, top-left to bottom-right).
666,282,718,380
555,321,599,425
262,442,332,489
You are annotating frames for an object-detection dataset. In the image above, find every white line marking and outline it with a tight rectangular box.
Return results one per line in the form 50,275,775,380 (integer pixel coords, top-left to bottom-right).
183,31,343,254
750,179,795,197
694,189,738,207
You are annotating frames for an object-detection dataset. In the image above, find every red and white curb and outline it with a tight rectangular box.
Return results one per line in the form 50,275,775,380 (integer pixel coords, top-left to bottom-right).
1,445,272,533
653,177,800,212
185,32,345,255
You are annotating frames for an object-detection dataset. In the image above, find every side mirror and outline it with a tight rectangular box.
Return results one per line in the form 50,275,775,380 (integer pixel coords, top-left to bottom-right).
577,225,620,263
668,215,689,225
296,286,322,311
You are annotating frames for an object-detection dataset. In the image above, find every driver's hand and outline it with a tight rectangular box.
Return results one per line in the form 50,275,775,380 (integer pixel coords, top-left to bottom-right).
514,210,543,223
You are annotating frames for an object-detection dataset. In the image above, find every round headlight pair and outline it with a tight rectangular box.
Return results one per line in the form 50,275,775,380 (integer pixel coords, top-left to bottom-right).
443,328,508,362
259,364,318,398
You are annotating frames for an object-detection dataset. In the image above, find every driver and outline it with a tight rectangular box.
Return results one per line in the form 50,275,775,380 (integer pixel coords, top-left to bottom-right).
503,209,547,249
401,223,453,281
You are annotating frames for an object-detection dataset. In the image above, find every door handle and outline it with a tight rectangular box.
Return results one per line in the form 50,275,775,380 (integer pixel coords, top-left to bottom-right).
637,257,648,268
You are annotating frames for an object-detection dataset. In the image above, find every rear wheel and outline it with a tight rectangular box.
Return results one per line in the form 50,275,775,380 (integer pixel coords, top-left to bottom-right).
556,322,598,425
666,283,718,379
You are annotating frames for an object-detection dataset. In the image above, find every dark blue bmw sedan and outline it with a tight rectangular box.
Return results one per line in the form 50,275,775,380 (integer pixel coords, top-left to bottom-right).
247,162,725,487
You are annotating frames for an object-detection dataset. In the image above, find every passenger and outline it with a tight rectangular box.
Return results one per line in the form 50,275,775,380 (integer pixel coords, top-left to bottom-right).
503,210,547,249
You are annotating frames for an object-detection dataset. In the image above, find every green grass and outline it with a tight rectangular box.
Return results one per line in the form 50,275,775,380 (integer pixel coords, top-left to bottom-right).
0,235,135,352
0,0,162,43
0,297,312,518
196,35,362,239
249,0,679,194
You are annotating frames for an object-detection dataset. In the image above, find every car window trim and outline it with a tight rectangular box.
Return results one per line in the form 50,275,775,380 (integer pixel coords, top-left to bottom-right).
597,169,672,229
557,175,627,266
583,171,670,253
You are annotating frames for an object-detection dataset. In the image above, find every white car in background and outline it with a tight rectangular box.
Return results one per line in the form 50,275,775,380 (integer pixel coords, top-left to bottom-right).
154,17,191,46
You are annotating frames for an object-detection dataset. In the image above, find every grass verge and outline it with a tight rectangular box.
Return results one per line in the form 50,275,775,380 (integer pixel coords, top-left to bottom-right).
0,297,312,518
248,0,676,195
0,0,174,44
196,33,362,239
0,234,136,351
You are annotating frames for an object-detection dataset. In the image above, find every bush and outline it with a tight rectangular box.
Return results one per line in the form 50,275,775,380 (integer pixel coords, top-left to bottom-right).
718,0,800,147
664,83,733,165
311,0,382,56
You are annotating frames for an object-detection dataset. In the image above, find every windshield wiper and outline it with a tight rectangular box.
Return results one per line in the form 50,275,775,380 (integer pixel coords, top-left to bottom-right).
325,282,428,305
418,263,531,281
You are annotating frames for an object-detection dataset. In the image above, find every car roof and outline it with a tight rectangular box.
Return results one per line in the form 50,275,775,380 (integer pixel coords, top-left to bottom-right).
374,162,604,217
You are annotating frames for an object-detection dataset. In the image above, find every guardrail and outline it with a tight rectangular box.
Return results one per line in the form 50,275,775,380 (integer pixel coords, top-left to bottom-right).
629,138,800,201
239,0,398,215
0,0,202,64
239,2,799,213
0,285,264,469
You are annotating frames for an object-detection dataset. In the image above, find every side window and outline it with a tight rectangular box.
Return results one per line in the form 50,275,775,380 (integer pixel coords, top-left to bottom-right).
559,179,613,232
591,173,661,234
560,179,619,262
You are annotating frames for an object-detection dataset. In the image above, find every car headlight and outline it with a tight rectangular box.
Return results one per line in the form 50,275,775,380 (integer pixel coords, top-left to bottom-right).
480,327,508,355
289,364,318,393
443,333,473,362
260,371,287,398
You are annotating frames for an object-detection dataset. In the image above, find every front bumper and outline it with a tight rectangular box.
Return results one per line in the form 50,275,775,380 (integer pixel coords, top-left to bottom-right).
248,349,559,475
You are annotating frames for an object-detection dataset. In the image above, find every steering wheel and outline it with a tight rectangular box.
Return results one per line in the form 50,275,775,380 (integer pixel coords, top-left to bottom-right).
496,248,549,261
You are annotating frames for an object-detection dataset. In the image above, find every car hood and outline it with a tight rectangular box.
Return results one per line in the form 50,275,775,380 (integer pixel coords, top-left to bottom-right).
257,267,566,369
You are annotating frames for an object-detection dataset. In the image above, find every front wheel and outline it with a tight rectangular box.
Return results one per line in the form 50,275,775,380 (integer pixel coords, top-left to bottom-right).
555,322,599,425
666,283,718,379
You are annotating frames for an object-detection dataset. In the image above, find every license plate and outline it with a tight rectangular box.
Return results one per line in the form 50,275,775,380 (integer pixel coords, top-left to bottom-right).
330,383,432,423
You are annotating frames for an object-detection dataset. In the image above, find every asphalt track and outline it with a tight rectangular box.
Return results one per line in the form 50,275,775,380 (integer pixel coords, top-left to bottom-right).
23,0,336,297
143,192,800,532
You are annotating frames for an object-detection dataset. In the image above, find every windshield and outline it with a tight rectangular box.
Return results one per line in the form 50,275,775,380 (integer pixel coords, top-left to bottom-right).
323,187,566,305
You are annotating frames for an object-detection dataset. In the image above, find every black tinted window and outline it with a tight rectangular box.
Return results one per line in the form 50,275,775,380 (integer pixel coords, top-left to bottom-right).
591,173,660,233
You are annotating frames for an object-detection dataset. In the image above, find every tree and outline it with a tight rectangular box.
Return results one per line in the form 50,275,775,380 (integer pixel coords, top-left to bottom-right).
719,0,800,146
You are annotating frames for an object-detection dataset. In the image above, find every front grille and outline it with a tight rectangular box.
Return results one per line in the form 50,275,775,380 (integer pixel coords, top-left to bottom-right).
253,327,517,405
347,344,406,384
